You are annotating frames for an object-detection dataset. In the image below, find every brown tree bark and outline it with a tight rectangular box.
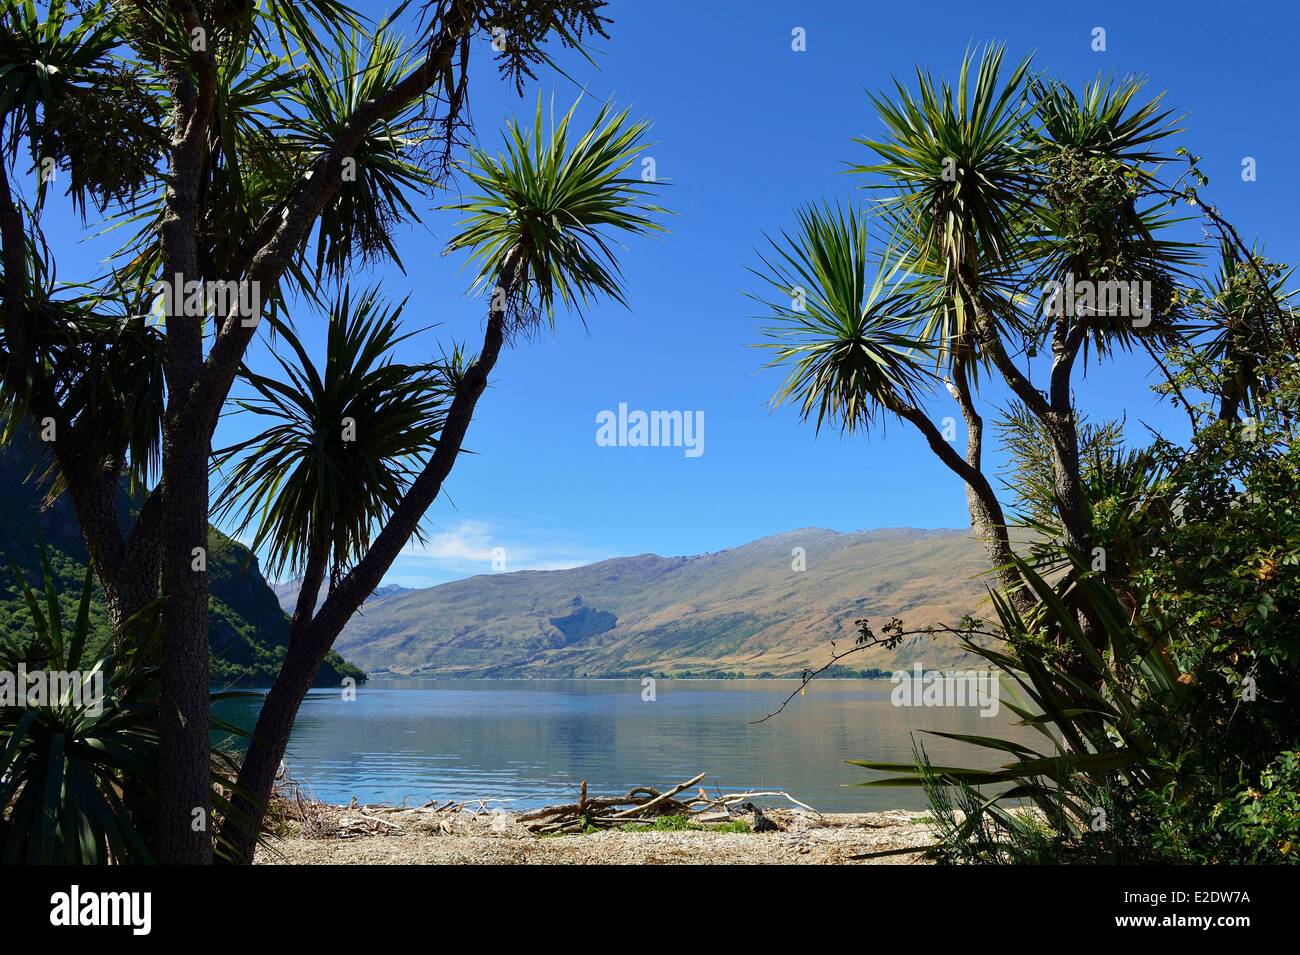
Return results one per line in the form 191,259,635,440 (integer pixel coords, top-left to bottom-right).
62,461,162,634
947,355,1030,604
156,427,213,863
1,138,162,637
959,271,1103,654
154,1,219,863
959,271,1098,564
150,2,475,863
892,398,1028,608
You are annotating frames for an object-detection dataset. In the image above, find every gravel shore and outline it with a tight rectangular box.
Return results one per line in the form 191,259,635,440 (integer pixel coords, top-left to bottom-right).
258,804,938,865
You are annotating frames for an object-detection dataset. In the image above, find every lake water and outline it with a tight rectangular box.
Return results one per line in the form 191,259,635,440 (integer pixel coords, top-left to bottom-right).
217,678,1031,812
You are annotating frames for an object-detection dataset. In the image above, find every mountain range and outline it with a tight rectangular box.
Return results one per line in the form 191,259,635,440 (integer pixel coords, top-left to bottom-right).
288,527,1001,678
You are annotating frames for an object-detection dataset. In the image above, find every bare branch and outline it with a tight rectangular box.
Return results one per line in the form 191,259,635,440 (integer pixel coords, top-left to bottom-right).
750,623,1005,724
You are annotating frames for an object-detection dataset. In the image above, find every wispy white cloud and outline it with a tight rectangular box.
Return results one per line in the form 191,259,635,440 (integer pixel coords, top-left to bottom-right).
403,519,497,563
386,519,606,589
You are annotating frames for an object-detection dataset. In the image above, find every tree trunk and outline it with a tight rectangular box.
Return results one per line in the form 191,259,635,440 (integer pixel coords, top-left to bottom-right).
955,264,1096,621
893,398,1028,608
156,423,213,864
2,157,162,630
65,467,162,638
1045,410,1091,557
219,535,329,863
1037,278,1108,665
220,626,329,864
152,8,479,864
948,357,1028,601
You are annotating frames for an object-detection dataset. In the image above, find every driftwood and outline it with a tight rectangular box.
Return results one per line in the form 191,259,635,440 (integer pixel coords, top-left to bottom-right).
519,773,822,834
272,769,823,840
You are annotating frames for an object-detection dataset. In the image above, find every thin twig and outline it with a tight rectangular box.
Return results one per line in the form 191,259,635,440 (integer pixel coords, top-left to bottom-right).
750,625,1005,724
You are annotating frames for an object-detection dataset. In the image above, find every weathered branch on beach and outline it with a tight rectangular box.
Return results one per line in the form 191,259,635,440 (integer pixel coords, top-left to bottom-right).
717,790,823,815
517,773,823,833
273,770,825,840
520,773,707,832
605,772,706,819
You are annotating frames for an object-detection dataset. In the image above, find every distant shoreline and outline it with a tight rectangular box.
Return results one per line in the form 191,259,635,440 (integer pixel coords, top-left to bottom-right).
361,670,898,681
356,669,999,681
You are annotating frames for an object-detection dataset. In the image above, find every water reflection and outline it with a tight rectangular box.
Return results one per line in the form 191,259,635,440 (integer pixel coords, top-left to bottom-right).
215,678,1037,811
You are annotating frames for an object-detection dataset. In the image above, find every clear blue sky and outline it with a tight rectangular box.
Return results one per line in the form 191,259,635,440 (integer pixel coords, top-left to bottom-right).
31,0,1300,586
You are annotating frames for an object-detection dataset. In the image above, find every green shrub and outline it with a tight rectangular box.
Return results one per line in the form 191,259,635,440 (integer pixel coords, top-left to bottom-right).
0,545,267,863
1221,751,1300,863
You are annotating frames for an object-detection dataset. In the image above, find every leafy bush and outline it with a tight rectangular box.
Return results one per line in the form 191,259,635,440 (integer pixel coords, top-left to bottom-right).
1223,751,1300,862
0,551,159,863
0,546,268,863
854,423,1300,863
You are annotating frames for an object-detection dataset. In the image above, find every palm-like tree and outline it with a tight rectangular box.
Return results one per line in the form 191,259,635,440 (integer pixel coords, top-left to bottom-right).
214,287,452,627
756,51,1197,621
1192,242,1299,423
1,0,632,866
1025,74,1195,361
846,46,1038,599
445,95,667,331
750,201,1026,598
215,97,664,863
0,0,162,216
282,21,438,278
851,44,1032,368
751,202,929,433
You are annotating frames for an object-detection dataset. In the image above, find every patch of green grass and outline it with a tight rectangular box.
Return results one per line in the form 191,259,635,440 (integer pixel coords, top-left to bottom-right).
620,815,751,833
635,814,698,832
710,819,752,834
543,814,755,836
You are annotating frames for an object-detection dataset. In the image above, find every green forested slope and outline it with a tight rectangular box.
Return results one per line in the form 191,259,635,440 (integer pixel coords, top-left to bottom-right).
0,436,364,686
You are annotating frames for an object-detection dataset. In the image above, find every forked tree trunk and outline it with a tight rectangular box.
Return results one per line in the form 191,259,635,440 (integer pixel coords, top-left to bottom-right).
153,7,476,860
0,7,482,865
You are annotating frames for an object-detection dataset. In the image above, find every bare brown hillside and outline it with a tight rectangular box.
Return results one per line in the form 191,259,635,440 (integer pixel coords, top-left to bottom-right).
321,528,999,677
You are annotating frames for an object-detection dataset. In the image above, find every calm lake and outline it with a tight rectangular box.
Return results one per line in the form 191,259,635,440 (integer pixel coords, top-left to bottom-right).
218,678,1029,812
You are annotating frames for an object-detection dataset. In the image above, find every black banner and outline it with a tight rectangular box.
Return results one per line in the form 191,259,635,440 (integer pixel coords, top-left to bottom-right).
3,864,1280,942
